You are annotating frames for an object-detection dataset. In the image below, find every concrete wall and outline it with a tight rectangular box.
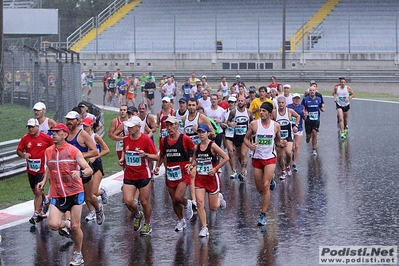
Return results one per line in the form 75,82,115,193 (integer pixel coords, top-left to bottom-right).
79,52,399,73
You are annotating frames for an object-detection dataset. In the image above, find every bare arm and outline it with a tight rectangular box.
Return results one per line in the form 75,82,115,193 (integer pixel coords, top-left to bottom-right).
244,120,257,151
93,134,110,160
80,131,99,159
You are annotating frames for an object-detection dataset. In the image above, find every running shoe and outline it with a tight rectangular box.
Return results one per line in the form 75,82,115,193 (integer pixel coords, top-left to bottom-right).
175,219,186,232
100,187,109,204
192,200,197,213
58,227,72,238
96,204,105,225
85,210,96,222
42,196,50,214
229,170,238,179
270,179,276,191
286,166,292,176
257,213,267,226
340,133,346,139
29,212,38,225
184,199,193,220
199,226,209,237
292,164,298,172
69,251,84,266
279,171,287,180
344,129,348,136
218,193,226,210
133,211,144,231
238,172,246,182
312,149,317,156
140,224,152,235
306,137,311,143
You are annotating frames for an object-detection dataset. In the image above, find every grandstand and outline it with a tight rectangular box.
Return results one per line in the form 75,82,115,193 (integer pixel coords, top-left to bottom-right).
74,0,399,54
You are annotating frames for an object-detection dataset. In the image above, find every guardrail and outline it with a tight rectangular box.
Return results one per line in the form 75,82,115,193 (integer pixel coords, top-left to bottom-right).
0,139,26,180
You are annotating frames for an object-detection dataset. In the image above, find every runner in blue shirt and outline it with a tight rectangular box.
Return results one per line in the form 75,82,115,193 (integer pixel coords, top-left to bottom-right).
301,86,325,156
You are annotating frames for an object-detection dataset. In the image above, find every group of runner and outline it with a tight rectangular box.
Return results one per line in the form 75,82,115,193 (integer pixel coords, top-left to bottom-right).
16,73,354,266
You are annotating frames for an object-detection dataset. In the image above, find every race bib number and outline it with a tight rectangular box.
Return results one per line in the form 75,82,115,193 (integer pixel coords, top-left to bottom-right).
291,116,297,124
148,89,154,94
168,94,173,99
190,135,201,145
338,96,346,102
280,130,288,139
109,83,115,89
161,129,168,138
222,88,227,94
184,88,190,95
257,135,272,146
309,111,319,120
197,160,212,175
129,87,135,93
27,159,41,172
235,125,247,135
125,151,141,166
167,165,182,181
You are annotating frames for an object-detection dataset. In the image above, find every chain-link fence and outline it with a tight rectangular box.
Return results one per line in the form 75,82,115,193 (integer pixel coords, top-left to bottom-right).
1,40,81,122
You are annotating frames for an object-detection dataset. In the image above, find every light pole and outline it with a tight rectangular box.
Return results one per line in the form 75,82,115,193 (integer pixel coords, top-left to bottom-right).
282,0,286,69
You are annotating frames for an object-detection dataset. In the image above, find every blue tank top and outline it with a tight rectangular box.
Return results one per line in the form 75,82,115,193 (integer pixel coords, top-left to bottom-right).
67,129,88,153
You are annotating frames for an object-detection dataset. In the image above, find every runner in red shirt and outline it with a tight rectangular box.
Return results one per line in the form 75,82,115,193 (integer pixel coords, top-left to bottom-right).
17,118,53,224
119,116,159,235
154,116,196,232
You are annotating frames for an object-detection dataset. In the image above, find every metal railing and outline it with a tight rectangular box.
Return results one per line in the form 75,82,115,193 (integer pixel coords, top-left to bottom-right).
0,139,25,180
67,17,96,49
66,0,131,49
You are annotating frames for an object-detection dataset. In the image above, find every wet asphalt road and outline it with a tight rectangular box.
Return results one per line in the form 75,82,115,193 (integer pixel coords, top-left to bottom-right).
0,88,398,266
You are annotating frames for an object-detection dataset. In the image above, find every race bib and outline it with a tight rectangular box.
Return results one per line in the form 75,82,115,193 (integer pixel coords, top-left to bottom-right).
184,88,190,95
226,126,234,137
148,89,154,94
118,140,124,148
291,116,297,124
161,129,168,138
129,87,135,93
280,130,288,139
109,83,115,89
257,135,273,146
197,160,212,175
27,159,41,172
309,111,319,120
338,96,346,102
167,165,182,181
235,125,247,135
125,151,141,166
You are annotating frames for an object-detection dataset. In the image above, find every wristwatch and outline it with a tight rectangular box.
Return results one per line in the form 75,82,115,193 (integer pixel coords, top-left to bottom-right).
80,169,85,178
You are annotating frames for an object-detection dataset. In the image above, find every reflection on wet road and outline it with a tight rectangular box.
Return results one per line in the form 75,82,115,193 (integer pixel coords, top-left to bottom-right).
1,98,398,266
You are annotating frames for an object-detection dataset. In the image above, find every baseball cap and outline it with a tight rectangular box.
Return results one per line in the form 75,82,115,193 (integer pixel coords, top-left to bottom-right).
202,75,207,79
26,118,39,127
33,102,46,110
162,97,171,103
249,86,256,93
65,111,80,120
49,123,70,134
197,123,210,133
228,96,237,102
283,84,291,88
195,78,201,82
82,117,94,126
178,98,187,103
236,75,241,79
127,106,138,114
124,116,141,127
266,87,271,93
165,116,179,124
310,80,317,85
78,102,86,107
292,93,301,98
